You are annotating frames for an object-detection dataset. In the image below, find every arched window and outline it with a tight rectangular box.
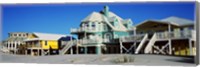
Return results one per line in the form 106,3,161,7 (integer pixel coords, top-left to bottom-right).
104,33,112,42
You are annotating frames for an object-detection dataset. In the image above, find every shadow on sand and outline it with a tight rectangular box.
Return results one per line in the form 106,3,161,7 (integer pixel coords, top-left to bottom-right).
165,56,195,64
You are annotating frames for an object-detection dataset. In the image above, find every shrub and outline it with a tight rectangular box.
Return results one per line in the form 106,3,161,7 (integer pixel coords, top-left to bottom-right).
112,55,134,64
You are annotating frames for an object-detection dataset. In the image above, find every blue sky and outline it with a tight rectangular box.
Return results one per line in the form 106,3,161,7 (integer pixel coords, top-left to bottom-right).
1,2,195,40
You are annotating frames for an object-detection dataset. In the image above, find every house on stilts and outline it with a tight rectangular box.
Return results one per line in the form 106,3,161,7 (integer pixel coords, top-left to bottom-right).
1,6,196,56
2,32,73,56
60,6,196,56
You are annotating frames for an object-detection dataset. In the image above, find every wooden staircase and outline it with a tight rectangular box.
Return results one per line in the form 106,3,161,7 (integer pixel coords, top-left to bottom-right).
134,34,148,54
59,41,75,55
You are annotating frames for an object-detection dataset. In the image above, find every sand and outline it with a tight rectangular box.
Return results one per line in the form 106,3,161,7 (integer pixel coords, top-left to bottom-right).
0,52,196,66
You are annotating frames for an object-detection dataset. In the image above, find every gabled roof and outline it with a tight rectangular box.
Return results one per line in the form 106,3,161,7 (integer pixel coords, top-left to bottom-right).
25,32,69,41
81,12,104,22
135,16,194,27
81,11,123,22
81,11,129,31
161,16,194,26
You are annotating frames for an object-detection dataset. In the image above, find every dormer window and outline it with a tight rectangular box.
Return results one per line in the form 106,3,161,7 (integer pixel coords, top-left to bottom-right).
86,23,89,27
92,23,95,27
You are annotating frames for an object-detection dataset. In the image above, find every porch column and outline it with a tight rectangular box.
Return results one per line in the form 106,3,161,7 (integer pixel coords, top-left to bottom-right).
189,39,193,55
41,49,44,56
70,47,73,55
25,49,27,55
8,42,10,49
84,46,87,54
14,41,17,54
11,42,13,50
168,23,172,55
37,49,40,56
76,45,79,54
96,45,102,54
30,49,33,56
134,27,137,36
119,38,123,54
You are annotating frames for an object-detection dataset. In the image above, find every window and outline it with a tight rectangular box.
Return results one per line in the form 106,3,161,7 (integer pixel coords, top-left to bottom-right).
19,34,21,37
92,23,95,27
26,33,29,36
104,33,112,42
45,41,48,46
82,23,85,27
14,34,17,36
13,44,15,48
10,34,12,37
85,23,89,27
23,34,26,37
104,24,108,31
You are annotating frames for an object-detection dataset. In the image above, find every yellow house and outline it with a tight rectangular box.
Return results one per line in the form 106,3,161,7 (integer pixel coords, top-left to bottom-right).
24,32,69,56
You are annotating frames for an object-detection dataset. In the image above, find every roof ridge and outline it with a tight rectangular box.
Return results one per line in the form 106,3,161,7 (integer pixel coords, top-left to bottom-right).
33,32,66,36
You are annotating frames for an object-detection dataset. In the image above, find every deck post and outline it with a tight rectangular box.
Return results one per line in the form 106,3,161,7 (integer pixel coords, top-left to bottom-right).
31,49,33,56
96,45,102,54
119,38,123,54
37,49,39,56
189,39,193,55
84,46,87,54
8,42,10,49
134,27,137,36
41,49,44,56
11,42,13,52
168,23,172,55
76,45,79,54
70,47,73,55
25,49,27,55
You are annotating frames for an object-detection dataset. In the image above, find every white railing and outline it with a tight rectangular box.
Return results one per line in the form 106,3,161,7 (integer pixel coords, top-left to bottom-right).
121,34,146,42
156,30,192,39
71,27,96,33
77,39,100,45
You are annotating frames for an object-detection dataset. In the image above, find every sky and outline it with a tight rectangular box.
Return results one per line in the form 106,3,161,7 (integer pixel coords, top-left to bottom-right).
1,2,195,40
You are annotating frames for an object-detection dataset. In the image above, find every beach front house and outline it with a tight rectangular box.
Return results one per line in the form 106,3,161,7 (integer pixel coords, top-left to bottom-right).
24,32,73,56
60,6,196,56
2,32,31,54
59,6,133,55
121,16,196,56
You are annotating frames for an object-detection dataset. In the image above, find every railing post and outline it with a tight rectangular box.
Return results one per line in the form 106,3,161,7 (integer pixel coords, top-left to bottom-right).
168,23,172,55
189,39,193,55
119,38,123,54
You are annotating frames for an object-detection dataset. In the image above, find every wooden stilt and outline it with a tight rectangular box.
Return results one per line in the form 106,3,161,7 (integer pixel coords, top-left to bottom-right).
119,38,123,54
70,47,73,55
189,39,193,55
76,45,79,54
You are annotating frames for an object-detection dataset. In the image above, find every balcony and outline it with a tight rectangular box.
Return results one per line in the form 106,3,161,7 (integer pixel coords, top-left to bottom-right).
121,34,146,42
155,30,194,39
64,39,101,46
70,27,97,34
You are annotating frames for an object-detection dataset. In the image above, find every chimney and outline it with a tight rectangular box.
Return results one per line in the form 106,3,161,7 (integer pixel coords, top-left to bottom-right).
103,6,109,17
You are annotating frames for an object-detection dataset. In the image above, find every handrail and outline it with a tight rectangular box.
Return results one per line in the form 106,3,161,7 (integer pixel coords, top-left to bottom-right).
121,34,146,42
71,27,96,33
155,30,192,39
145,33,157,53
135,34,148,54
